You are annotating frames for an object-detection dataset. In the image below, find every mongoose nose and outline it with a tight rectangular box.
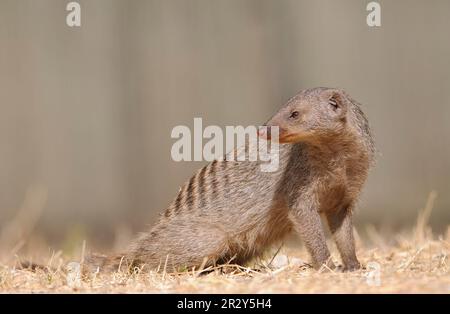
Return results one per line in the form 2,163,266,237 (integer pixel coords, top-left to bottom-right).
258,126,271,140
258,127,266,138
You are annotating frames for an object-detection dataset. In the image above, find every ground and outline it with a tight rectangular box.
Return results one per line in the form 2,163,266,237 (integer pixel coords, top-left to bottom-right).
1,226,448,293
0,197,449,293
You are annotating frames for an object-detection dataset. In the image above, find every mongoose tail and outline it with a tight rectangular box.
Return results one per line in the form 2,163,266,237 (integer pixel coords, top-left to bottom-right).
18,254,130,274
83,253,132,273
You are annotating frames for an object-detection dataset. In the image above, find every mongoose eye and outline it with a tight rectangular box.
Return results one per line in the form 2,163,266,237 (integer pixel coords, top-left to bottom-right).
289,111,299,119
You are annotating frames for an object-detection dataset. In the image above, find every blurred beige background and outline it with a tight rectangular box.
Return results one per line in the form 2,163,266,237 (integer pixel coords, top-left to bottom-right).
0,0,449,249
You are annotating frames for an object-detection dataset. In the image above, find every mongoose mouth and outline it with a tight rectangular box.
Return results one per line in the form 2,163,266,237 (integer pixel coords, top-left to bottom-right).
258,126,301,143
278,132,303,143
258,126,305,144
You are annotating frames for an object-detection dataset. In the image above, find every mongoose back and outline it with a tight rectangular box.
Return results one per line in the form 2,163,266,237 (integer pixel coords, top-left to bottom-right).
86,87,375,273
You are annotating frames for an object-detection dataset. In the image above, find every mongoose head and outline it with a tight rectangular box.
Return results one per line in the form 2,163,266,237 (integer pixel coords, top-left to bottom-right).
261,87,351,143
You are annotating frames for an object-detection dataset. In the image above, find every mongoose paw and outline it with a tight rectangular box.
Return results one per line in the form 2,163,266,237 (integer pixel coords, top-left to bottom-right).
336,262,362,272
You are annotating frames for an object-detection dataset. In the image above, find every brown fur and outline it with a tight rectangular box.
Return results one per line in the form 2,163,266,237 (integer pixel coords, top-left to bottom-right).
85,87,375,273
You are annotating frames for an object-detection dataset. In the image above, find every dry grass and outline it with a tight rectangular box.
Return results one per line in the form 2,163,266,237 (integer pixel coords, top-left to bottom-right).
0,192,449,293
0,234,448,294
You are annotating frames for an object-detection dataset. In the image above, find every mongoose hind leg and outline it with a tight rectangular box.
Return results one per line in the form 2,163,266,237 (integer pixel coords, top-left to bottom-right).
325,206,360,271
128,219,234,272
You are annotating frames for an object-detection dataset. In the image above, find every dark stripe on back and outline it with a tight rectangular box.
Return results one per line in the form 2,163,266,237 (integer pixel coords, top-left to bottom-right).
222,160,230,188
173,188,183,213
197,166,207,207
210,160,218,199
164,207,171,217
185,174,196,209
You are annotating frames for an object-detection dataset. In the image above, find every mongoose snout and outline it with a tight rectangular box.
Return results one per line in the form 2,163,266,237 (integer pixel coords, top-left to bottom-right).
85,87,375,274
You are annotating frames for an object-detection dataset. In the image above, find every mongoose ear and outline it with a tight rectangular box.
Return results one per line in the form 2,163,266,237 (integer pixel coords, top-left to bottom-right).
328,90,347,114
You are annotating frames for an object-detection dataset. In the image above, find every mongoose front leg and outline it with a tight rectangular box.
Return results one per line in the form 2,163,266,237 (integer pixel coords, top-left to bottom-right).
289,205,335,270
325,206,360,271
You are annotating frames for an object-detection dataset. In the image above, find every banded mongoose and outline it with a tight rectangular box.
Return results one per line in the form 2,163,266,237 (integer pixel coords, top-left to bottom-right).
86,87,375,273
